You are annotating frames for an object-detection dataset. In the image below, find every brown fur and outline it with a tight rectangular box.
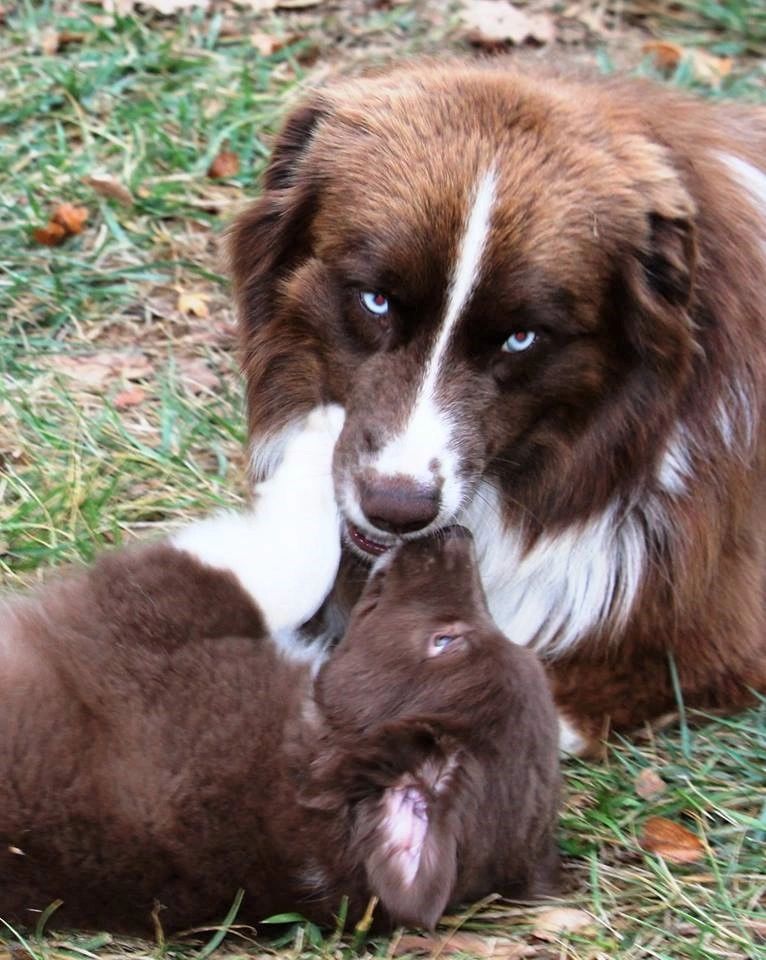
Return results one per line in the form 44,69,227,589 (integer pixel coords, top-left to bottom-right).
0,528,559,933
230,62,766,751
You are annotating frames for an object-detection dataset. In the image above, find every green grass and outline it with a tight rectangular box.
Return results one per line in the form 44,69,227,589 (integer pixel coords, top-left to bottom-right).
1,2,765,959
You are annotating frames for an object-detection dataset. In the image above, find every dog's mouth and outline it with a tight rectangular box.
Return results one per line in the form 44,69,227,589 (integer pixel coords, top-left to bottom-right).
345,522,394,557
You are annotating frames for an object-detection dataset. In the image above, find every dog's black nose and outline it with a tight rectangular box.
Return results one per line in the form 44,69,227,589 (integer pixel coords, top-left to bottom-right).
359,475,440,534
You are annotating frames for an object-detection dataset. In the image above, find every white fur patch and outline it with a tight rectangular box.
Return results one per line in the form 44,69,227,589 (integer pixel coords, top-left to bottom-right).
716,381,757,455
361,169,498,527
464,483,645,656
720,152,766,215
173,405,345,633
558,714,588,756
248,421,302,483
271,627,332,675
657,424,692,495
380,781,430,887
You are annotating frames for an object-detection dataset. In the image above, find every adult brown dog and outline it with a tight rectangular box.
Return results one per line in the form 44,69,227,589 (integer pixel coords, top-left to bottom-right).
231,62,766,754
0,408,559,934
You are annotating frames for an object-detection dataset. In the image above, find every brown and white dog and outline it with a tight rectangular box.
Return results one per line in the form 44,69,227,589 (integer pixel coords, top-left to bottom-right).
0,408,559,934
230,61,766,755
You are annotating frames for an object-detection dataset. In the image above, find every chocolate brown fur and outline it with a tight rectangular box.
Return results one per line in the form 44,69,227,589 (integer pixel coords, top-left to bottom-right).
230,62,766,751
0,529,558,934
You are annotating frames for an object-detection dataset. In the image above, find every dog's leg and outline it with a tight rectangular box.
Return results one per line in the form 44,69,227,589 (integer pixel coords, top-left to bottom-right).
172,405,345,633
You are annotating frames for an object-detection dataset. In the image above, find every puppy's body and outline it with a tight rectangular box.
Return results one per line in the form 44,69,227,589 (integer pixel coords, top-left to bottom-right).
0,409,559,934
231,63,766,752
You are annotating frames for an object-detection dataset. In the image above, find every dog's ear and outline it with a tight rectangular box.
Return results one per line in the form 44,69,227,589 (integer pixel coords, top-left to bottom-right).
228,98,331,449
229,97,327,334
618,139,698,362
306,719,473,930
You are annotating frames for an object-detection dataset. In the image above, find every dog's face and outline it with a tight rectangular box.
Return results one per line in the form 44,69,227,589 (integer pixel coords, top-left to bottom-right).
232,64,697,557
306,528,559,928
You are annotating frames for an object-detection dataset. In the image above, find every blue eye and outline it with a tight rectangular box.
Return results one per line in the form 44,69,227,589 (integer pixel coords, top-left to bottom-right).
360,291,390,317
502,331,537,353
433,635,452,649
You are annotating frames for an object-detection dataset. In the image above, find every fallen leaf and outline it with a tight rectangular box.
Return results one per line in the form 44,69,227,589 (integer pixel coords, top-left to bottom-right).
207,150,240,179
251,30,294,56
58,30,86,45
44,351,152,389
394,932,534,959
634,767,667,800
642,41,732,87
84,173,133,206
52,202,88,235
276,0,320,8
461,0,555,48
176,357,220,394
177,291,210,317
33,222,68,246
41,28,60,54
640,816,705,864
114,387,146,410
237,0,278,9
142,0,209,12
532,907,594,942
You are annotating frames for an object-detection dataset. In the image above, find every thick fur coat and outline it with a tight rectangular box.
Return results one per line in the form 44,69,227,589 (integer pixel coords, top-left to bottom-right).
230,62,766,753
0,410,559,934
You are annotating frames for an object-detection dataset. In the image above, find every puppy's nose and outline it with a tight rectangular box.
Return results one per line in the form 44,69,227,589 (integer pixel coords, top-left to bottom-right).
359,475,440,534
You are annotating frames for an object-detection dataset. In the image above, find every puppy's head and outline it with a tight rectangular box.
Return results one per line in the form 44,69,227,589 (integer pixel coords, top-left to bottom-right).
305,527,560,928
232,64,697,553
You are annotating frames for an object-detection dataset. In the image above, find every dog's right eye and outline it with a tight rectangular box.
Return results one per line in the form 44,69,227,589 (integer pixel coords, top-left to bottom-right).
359,291,390,317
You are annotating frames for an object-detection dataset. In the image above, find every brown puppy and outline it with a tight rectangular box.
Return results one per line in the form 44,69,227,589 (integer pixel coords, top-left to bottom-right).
0,409,559,934
230,61,766,753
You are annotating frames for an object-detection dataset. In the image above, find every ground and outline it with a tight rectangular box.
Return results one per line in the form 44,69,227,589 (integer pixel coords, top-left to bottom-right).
0,1,764,959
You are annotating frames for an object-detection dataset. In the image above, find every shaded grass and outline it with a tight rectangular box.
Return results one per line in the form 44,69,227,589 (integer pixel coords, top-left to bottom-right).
1,3,765,959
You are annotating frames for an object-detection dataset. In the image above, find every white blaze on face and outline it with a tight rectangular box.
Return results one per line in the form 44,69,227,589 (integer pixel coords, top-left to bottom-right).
366,168,499,522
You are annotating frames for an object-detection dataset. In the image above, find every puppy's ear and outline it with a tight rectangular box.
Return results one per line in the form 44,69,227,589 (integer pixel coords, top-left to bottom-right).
359,764,459,930
308,719,472,930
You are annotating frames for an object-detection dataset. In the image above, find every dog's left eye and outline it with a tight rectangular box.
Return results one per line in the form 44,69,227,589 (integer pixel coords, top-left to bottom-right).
360,291,390,317
502,330,537,353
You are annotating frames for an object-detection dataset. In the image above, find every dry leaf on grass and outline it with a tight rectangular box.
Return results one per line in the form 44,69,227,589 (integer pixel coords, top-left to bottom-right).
114,387,146,410
394,932,535,959
176,357,220,394
52,202,88,234
532,907,593,942
461,0,555,48
251,30,297,56
44,351,152,389
640,815,705,863
101,0,208,12
642,41,732,87
33,222,68,246
33,203,89,246
40,28,60,54
634,767,667,800
84,173,133,206
207,150,240,179
237,0,278,10
177,291,210,317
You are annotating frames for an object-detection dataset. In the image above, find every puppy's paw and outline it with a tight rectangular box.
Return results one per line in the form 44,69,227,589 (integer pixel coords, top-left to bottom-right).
273,404,345,484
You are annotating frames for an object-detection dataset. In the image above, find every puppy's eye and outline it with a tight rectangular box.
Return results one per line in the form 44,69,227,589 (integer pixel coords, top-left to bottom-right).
502,330,537,353
427,633,459,657
360,291,390,317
